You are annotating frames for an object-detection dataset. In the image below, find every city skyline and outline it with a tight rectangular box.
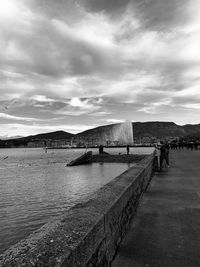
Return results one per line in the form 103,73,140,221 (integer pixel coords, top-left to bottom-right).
1,0,200,136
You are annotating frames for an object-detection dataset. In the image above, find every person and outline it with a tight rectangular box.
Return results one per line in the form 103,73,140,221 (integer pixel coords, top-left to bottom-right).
155,142,161,170
99,145,103,154
160,141,169,169
194,142,199,150
126,144,130,155
165,142,170,167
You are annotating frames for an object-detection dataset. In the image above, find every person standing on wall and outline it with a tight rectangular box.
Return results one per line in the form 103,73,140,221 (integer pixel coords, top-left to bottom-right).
99,145,103,154
126,144,130,155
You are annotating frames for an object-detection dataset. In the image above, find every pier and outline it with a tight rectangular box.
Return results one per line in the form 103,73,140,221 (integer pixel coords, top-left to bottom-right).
112,149,200,267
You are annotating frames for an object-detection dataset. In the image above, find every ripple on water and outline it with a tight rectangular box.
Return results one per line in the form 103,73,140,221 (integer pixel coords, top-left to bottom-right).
0,147,153,254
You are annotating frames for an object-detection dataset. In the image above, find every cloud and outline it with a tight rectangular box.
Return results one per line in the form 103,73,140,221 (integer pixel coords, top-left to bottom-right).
32,95,56,102
90,111,111,117
1,0,200,135
137,100,172,115
55,97,103,116
0,123,95,136
82,0,194,32
0,112,42,122
82,0,130,14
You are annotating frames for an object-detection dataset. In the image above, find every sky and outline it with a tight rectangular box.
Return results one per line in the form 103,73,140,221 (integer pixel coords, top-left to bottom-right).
0,0,200,137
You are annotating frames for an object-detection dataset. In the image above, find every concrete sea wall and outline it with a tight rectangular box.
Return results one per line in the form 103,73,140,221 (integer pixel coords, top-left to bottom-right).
67,153,146,166
0,154,155,267
92,154,145,164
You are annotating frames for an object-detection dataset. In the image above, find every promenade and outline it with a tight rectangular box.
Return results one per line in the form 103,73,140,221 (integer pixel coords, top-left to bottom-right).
112,149,200,267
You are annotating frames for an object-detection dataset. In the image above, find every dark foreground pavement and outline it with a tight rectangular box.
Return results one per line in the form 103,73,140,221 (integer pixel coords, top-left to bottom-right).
112,150,200,267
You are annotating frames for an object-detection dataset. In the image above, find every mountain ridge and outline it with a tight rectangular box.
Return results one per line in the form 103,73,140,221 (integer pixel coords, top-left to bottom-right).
1,130,74,142
1,122,200,146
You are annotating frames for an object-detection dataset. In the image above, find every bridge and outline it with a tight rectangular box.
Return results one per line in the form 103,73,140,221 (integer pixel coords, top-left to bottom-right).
112,149,200,267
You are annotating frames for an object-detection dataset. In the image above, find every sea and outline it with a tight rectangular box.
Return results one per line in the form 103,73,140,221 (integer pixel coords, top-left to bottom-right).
0,147,154,254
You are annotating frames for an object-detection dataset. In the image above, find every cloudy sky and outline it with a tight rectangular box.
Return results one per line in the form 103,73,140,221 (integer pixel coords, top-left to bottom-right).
0,0,200,136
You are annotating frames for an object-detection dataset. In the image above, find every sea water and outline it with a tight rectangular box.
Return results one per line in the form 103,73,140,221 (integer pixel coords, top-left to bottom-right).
0,147,154,254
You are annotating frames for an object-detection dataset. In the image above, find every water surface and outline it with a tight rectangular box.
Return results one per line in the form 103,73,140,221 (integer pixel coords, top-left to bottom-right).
0,147,153,254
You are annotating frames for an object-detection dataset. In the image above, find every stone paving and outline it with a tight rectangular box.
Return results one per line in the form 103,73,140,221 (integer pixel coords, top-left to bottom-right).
112,149,200,267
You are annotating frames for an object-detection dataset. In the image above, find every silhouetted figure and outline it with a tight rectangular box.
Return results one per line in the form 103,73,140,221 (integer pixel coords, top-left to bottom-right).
178,142,181,150
126,145,130,155
99,145,104,154
155,142,161,171
170,142,177,150
165,143,170,166
160,141,169,169
194,142,199,150
190,142,194,150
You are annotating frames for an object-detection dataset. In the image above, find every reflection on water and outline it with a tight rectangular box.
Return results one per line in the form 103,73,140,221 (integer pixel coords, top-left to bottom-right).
0,147,153,254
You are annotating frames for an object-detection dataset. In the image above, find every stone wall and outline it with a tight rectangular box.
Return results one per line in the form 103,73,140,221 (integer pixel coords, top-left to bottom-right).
0,155,155,267
92,154,145,164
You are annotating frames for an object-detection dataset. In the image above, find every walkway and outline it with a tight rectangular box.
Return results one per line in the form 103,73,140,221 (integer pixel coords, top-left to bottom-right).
112,149,200,267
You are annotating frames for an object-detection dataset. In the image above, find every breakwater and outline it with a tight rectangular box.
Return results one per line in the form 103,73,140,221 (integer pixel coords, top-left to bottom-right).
0,154,155,267
92,153,146,163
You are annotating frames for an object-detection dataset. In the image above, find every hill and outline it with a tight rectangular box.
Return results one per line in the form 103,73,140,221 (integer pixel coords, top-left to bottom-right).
182,124,200,135
75,122,133,145
1,122,200,148
76,121,200,140
0,131,74,148
133,121,185,138
75,121,200,145
27,130,74,141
